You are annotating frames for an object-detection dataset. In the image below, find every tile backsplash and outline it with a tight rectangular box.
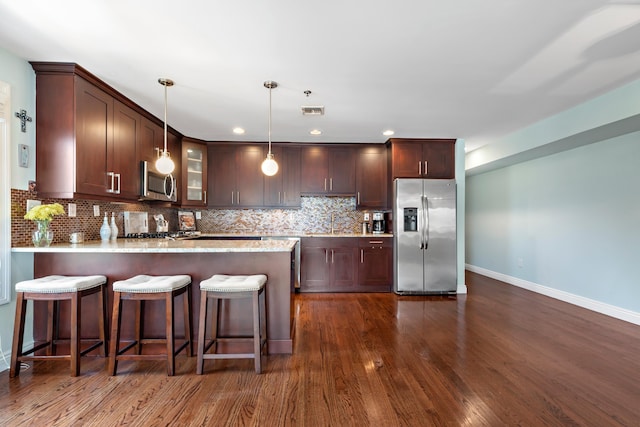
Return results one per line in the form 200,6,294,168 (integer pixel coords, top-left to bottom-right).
11,189,379,246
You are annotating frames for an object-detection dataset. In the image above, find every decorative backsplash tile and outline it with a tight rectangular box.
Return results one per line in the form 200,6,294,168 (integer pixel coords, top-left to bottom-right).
10,189,383,246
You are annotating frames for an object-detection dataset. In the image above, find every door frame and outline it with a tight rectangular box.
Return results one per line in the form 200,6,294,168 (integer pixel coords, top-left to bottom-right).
0,80,10,305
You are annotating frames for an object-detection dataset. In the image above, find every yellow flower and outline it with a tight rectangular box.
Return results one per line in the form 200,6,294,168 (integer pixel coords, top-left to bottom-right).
24,203,65,222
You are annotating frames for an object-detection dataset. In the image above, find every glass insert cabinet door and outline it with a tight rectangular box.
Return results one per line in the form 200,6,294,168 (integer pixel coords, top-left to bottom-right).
182,140,208,206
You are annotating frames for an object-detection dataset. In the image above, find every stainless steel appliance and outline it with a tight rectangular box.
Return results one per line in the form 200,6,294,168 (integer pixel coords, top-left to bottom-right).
372,212,385,234
140,161,177,202
394,178,456,294
261,236,301,289
123,211,149,235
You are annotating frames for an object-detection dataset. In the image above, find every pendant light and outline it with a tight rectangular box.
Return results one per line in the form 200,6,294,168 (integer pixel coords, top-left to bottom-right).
261,80,279,176
155,78,175,175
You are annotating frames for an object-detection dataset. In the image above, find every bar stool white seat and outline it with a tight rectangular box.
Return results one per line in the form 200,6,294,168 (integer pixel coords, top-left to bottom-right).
197,274,268,374
109,274,193,376
10,275,108,377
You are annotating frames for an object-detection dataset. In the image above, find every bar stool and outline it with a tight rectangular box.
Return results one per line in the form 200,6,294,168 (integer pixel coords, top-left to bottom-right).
109,275,193,376
197,274,268,374
10,275,108,378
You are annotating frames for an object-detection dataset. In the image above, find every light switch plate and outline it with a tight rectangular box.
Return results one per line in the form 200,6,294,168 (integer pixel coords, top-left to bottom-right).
19,144,29,168
93,205,100,216
68,203,76,217
26,199,41,213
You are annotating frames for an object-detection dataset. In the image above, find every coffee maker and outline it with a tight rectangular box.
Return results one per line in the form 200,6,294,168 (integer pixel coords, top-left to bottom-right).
372,212,385,234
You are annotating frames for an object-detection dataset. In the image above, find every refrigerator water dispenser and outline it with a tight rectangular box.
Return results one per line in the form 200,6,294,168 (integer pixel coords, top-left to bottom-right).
404,208,418,232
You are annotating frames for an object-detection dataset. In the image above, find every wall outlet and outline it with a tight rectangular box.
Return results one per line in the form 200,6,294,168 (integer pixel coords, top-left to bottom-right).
195,211,201,220
364,213,370,221
26,199,41,213
93,205,100,216
68,203,77,217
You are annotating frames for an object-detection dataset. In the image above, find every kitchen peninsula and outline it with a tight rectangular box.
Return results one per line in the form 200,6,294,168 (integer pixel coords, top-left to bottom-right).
12,239,297,354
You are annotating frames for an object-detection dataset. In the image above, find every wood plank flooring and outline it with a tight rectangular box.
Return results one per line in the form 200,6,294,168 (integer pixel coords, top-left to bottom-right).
1,271,639,426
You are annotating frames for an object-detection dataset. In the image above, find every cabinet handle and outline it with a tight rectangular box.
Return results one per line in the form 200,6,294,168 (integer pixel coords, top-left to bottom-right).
418,161,421,175
106,172,115,193
231,191,234,205
357,192,360,205
278,192,281,204
325,249,328,264
369,240,383,244
331,250,334,264
283,191,286,203
203,190,207,205
330,178,333,191
324,178,327,191
237,191,240,204
360,249,364,263
115,173,121,194
424,161,428,176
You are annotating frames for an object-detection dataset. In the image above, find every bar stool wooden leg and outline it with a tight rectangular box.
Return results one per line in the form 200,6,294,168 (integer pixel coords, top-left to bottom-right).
196,290,208,375
70,293,80,376
10,293,27,378
165,291,175,376
98,284,108,357
252,290,262,373
108,291,123,375
183,285,193,357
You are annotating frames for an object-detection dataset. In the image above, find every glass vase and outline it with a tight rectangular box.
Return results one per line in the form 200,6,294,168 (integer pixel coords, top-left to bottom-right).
32,220,54,247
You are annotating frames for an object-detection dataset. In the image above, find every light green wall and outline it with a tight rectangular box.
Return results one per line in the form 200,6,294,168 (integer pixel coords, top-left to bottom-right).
465,77,640,319
0,46,36,370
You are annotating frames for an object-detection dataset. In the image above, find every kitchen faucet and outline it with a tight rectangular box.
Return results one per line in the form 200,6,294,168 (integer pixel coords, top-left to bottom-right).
330,213,335,234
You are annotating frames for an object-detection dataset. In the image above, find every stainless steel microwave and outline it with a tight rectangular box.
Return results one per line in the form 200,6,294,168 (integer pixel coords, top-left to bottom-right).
140,161,177,202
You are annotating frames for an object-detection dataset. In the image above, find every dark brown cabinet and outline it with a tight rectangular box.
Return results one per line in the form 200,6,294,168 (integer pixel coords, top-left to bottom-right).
32,62,181,201
264,145,301,207
389,138,455,179
181,138,208,207
32,64,139,200
301,146,356,195
358,237,393,291
356,145,388,209
207,144,265,208
300,237,359,292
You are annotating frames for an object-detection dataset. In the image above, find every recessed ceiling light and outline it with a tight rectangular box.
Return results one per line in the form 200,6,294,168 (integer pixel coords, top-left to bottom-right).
233,127,245,135
382,129,395,136
309,129,322,135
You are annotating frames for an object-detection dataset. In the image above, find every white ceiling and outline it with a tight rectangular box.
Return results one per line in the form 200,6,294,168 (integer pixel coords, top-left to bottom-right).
1,0,639,152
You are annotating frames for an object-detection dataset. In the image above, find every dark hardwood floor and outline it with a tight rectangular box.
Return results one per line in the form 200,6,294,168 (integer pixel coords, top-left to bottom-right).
1,271,639,426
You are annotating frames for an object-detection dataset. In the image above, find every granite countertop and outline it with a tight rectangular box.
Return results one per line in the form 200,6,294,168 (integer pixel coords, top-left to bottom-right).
12,239,298,253
196,232,394,238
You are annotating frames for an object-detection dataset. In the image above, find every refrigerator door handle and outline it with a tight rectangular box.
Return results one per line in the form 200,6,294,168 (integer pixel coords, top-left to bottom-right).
424,195,430,250
419,195,425,249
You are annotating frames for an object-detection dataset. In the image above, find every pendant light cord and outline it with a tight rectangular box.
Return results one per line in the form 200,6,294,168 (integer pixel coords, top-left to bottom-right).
163,82,168,154
268,85,272,155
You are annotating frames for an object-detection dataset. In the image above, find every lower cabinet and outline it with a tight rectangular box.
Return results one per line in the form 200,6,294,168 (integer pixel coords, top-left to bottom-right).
358,237,393,291
300,237,392,292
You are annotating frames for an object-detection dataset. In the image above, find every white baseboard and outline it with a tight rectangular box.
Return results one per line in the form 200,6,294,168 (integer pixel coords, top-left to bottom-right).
0,340,34,373
466,264,640,326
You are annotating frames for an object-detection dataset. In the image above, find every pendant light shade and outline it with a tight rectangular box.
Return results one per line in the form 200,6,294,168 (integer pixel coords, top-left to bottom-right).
261,80,279,176
155,78,175,175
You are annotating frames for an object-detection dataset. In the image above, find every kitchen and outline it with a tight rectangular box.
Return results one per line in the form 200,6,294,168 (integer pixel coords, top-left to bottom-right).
1,1,640,425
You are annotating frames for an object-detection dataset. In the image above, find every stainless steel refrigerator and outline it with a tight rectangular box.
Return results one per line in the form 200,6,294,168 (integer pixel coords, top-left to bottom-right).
394,178,457,294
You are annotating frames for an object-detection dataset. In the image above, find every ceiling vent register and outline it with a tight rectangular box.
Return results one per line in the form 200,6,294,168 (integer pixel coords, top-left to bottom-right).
301,106,325,116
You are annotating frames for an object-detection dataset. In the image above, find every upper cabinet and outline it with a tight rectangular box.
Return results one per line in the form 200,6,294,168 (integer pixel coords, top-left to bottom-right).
389,138,455,179
355,145,387,209
181,138,208,207
264,145,301,208
300,146,355,195
207,144,266,208
31,62,181,201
